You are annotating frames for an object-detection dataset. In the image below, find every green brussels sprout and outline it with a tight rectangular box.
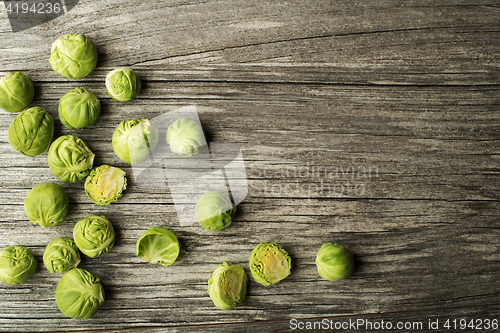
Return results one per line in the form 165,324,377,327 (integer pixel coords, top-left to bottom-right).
48,135,95,183
24,183,69,228
208,262,247,310
0,246,37,285
112,119,159,164
73,215,115,258
105,67,141,101
8,106,54,156
58,87,101,130
43,238,81,274
84,165,127,205
315,243,354,281
166,118,206,157
195,191,236,231
55,268,105,319
249,241,291,287
0,72,34,113
136,227,180,266
49,34,98,80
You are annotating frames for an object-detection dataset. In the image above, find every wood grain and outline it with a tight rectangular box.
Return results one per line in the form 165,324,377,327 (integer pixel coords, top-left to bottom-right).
0,0,499,332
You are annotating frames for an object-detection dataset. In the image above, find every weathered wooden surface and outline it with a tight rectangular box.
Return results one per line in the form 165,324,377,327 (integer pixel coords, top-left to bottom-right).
0,0,499,332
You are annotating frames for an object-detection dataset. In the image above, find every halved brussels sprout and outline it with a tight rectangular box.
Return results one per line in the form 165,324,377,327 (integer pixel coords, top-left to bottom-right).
58,87,101,130
249,241,291,286
208,262,247,310
43,238,81,274
49,34,98,80
48,135,95,183
0,72,34,113
136,227,180,266
166,118,206,157
112,119,159,164
0,246,37,285
195,191,236,231
316,243,354,281
55,268,105,319
85,165,127,205
24,183,69,228
73,215,115,258
105,67,141,101
8,106,54,156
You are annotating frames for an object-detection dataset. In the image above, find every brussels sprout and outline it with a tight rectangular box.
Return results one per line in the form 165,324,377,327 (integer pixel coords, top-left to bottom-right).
136,227,180,266
112,119,159,164
166,118,206,157
249,241,291,286
195,191,236,231
8,106,54,156
208,262,247,310
0,246,37,285
84,165,127,205
105,67,141,101
43,238,80,274
55,268,104,320
49,34,97,80
73,215,115,258
315,243,354,281
0,72,34,113
58,87,101,130
24,183,69,228
48,135,95,183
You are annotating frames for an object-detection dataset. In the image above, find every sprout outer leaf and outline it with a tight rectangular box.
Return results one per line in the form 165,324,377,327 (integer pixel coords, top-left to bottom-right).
136,227,180,266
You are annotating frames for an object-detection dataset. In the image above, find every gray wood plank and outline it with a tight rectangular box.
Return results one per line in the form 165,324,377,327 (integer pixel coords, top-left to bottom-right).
0,1,499,79
69,304,500,332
